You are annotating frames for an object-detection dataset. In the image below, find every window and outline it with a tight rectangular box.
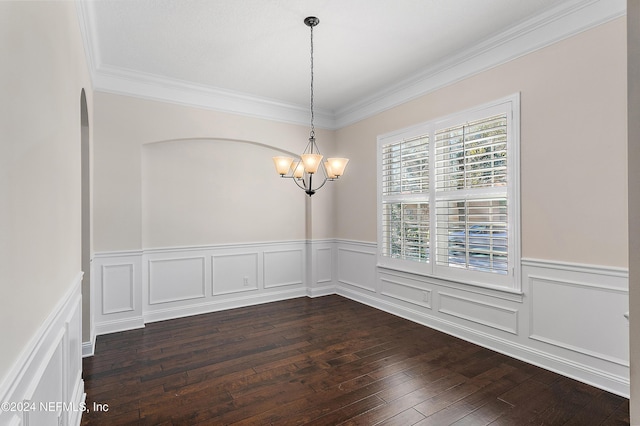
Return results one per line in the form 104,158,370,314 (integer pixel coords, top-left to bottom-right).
377,95,520,291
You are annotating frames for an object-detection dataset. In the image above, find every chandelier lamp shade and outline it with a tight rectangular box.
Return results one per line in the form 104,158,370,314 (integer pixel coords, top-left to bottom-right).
272,16,349,196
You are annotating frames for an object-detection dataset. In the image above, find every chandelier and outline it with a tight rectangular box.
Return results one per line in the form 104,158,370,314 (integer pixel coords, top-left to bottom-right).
272,16,349,196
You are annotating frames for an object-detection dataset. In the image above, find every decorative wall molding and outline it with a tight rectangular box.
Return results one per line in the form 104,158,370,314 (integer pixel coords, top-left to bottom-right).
101,263,134,314
521,257,629,278
337,245,377,292
315,247,333,284
525,260,629,368
263,249,304,288
380,276,432,310
77,0,625,129
92,240,324,333
88,240,630,398
0,273,85,426
306,240,336,298
148,256,206,304
335,240,630,397
334,0,626,128
93,253,143,336
438,292,519,335
144,287,309,324
212,252,259,295
92,65,337,130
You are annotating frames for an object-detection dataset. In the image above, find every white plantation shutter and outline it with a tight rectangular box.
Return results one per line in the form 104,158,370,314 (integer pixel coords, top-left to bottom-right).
377,95,519,289
434,114,509,275
381,136,430,262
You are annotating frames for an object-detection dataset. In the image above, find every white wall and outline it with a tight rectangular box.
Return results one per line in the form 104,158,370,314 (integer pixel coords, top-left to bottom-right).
93,93,337,253
0,1,91,424
141,139,306,247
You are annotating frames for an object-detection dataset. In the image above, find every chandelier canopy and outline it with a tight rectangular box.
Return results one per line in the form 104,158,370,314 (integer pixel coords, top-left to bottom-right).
272,16,349,196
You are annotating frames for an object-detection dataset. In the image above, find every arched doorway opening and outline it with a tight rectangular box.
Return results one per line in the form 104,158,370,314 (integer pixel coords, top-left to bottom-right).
81,88,91,346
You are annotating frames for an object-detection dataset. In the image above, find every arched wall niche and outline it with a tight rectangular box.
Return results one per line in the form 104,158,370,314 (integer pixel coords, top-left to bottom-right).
141,137,307,249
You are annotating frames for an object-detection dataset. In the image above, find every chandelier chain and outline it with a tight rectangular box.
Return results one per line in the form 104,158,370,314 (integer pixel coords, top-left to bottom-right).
309,22,315,140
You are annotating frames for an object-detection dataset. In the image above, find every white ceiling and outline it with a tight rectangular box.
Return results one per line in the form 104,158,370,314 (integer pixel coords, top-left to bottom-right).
78,0,625,128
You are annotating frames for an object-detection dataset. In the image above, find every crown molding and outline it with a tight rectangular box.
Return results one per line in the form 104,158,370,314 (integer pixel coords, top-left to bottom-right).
77,0,625,131
92,65,336,129
334,0,626,128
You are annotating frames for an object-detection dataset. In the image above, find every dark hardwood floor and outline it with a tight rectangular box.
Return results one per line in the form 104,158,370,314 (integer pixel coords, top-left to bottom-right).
82,295,629,425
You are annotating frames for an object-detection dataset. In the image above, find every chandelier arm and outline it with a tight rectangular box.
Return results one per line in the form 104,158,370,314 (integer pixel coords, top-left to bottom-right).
290,172,329,197
292,176,308,192
310,175,329,193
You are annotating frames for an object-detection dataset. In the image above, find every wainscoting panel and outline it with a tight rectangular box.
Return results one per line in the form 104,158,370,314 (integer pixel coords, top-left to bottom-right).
148,256,206,304
64,300,84,426
529,275,629,366
92,242,308,332
263,249,303,288
315,247,333,284
379,274,432,310
29,339,64,426
89,241,630,398
0,274,85,426
306,240,336,297
337,243,376,292
101,264,134,314
438,292,518,335
212,252,259,295
335,240,630,397
92,252,144,335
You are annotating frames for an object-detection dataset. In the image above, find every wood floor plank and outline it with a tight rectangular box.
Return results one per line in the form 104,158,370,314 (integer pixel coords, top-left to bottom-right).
223,371,415,426
341,373,469,426
81,295,629,425
564,391,628,426
375,407,426,426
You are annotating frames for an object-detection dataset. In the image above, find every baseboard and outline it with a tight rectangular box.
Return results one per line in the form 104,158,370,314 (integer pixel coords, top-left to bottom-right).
143,287,308,324
82,333,95,358
94,316,145,336
0,273,85,426
307,284,336,298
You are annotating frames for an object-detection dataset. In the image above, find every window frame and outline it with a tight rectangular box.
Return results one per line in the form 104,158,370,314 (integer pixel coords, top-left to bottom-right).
376,94,521,292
